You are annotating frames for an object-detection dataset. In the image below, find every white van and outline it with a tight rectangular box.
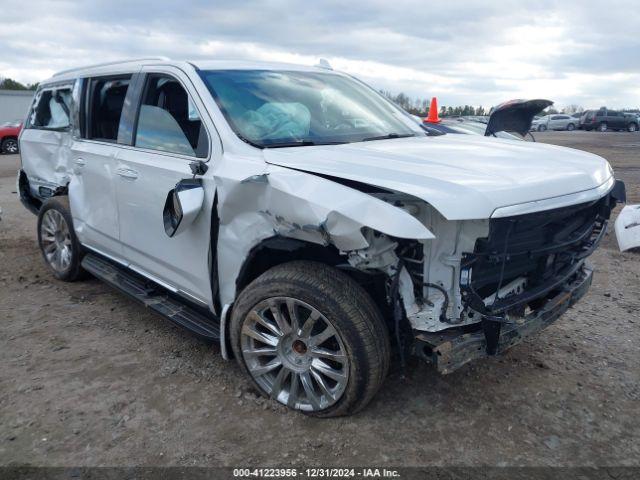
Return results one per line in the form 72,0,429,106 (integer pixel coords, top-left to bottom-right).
18,58,625,416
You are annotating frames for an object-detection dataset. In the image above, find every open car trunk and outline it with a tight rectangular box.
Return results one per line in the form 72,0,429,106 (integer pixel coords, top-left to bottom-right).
485,99,553,137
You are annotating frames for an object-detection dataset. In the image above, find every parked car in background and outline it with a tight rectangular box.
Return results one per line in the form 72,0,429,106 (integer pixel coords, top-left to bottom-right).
0,119,23,154
571,112,583,128
624,113,640,130
415,98,550,141
423,117,522,140
531,114,577,131
580,109,638,132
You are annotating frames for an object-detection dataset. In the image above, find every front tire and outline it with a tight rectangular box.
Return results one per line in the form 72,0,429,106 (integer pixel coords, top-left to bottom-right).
37,197,85,281
628,123,638,132
537,124,547,132
1,137,19,154
598,122,608,132
230,261,390,417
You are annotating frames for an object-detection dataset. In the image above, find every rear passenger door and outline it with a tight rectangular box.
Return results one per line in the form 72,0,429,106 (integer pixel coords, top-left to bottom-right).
607,111,623,130
549,115,567,130
68,75,135,259
114,67,217,307
20,83,74,197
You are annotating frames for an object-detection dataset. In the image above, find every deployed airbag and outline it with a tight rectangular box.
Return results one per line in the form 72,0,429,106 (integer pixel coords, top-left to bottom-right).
238,102,310,140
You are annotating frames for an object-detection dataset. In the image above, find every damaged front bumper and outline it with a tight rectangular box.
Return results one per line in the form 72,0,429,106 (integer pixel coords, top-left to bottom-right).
413,262,593,374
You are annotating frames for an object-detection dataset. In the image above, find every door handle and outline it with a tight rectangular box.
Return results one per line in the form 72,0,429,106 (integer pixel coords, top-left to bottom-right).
73,158,86,175
116,167,139,180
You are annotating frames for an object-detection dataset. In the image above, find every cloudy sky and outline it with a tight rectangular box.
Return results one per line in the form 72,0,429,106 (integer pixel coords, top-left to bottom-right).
1,0,639,109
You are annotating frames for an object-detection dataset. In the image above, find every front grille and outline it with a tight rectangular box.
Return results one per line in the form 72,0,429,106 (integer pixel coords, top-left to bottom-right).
461,191,618,315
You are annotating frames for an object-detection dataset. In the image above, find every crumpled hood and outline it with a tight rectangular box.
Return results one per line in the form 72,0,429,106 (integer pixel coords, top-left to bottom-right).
263,134,613,219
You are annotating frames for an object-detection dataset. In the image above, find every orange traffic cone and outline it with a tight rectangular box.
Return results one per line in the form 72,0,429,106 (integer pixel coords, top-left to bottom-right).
425,97,440,123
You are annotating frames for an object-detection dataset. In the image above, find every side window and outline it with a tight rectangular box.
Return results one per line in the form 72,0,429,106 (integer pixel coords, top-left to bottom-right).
596,111,604,117
28,87,72,130
87,76,131,142
551,115,562,120
134,74,209,158
608,111,619,117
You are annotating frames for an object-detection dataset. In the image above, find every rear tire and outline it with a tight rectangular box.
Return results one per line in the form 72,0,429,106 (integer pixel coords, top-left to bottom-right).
566,123,575,131
37,197,85,281
1,137,19,154
230,261,390,417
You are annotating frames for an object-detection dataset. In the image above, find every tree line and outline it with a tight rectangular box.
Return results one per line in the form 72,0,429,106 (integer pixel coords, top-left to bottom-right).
380,90,488,117
380,90,640,117
0,77,39,91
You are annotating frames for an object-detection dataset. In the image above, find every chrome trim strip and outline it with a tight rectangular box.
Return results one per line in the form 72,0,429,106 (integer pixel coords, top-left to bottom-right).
220,303,232,360
128,264,178,293
83,244,128,267
176,289,210,308
491,176,615,218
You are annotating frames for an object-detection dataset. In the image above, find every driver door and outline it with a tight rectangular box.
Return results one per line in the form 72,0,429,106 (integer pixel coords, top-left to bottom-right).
114,68,219,307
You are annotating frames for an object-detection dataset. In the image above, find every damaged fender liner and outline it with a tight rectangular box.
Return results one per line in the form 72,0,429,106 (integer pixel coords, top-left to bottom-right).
414,263,593,374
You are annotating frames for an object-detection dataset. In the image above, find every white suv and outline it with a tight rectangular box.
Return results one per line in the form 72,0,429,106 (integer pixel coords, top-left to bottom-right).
17,58,625,416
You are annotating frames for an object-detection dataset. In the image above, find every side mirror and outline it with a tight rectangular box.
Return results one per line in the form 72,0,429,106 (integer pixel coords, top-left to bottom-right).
163,178,204,237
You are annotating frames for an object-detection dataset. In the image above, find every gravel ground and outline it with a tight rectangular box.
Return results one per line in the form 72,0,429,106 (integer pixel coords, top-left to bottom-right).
0,131,639,467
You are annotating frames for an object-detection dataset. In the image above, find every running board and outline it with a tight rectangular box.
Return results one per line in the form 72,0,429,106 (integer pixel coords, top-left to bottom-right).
81,253,220,341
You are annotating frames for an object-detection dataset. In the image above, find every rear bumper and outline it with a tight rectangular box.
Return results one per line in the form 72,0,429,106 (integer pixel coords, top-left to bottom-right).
414,263,593,374
17,169,41,215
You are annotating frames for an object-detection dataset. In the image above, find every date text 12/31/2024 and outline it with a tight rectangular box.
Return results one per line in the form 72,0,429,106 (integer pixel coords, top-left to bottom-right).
233,468,401,478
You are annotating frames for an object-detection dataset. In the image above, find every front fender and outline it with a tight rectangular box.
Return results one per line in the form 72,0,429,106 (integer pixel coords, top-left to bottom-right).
215,165,434,305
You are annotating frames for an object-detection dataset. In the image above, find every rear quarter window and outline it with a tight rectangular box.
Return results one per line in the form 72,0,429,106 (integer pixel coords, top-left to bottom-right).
27,86,73,130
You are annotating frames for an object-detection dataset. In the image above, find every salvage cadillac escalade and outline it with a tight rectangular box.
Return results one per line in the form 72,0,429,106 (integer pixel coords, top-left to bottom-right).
17,58,625,416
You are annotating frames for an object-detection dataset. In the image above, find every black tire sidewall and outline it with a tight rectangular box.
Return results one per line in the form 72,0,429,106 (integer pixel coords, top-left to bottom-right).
37,197,85,281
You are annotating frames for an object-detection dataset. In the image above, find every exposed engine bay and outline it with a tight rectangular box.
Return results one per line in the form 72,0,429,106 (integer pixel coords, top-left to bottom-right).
346,182,624,362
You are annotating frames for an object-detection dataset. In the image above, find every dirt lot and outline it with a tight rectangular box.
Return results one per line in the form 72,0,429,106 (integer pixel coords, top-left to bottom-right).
1,131,639,468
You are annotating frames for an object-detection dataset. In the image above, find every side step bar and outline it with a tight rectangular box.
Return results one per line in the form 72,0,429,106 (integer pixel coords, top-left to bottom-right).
81,253,220,342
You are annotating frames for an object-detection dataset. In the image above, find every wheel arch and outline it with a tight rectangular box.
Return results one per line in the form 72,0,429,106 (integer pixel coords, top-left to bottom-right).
220,235,390,360
235,236,344,293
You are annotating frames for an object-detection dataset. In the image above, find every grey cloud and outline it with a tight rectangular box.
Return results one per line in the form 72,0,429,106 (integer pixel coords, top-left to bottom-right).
1,0,639,108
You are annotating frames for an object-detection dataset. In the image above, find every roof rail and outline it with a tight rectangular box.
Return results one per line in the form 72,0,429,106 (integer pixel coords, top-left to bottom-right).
53,57,171,77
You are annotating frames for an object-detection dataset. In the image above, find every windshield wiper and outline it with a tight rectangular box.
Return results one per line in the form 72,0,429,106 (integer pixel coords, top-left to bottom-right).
362,133,416,142
263,140,347,149
263,140,318,148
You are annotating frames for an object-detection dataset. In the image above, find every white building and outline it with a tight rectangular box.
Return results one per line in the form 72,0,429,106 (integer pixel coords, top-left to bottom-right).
0,89,35,123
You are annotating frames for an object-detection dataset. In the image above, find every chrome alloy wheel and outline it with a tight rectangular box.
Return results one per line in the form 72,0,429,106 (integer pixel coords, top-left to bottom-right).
40,209,73,273
240,297,349,412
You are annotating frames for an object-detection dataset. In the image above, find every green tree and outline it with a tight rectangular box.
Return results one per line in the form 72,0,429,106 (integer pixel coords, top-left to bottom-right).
0,78,28,90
